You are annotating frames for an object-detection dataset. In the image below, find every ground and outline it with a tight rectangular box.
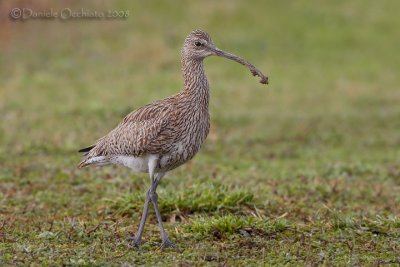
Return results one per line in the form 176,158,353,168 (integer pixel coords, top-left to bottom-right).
0,0,399,266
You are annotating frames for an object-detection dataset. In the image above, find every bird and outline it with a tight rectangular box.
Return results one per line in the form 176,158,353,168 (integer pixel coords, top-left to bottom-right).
78,29,268,249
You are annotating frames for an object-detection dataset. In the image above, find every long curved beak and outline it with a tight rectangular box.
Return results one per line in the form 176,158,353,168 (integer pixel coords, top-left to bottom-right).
210,46,268,84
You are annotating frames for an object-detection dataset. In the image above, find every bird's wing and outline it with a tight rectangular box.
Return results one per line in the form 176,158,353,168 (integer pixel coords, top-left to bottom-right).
82,100,172,160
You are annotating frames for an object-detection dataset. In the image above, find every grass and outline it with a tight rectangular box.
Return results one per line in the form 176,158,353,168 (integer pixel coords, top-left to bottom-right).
1,0,400,265
109,182,254,216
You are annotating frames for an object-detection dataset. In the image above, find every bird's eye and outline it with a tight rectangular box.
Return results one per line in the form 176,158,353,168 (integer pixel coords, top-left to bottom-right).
195,41,202,47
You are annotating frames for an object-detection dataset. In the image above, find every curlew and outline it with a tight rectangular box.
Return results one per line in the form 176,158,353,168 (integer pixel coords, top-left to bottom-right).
78,30,268,249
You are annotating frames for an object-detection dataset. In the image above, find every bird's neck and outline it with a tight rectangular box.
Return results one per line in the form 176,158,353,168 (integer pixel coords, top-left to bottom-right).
181,57,210,107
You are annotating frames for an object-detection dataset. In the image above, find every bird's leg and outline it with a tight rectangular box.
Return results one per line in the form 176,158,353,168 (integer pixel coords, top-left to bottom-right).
127,157,158,248
149,173,176,250
127,187,152,248
150,190,176,250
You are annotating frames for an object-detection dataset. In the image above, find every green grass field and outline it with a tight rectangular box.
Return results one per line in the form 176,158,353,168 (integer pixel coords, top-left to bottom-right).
1,0,399,265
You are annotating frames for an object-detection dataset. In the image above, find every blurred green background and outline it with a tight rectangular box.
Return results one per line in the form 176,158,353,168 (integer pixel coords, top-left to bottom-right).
1,0,399,265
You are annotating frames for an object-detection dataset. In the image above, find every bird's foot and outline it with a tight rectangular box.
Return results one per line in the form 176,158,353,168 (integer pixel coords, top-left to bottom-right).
127,235,142,248
160,237,176,250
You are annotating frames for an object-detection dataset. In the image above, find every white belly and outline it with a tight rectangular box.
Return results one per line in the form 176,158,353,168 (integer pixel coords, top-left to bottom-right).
109,154,158,173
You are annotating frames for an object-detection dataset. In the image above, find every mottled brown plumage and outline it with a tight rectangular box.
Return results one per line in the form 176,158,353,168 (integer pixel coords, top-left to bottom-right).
78,30,268,249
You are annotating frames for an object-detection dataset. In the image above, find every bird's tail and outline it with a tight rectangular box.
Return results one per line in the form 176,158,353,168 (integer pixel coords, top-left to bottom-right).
78,145,109,168
78,159,91,168
78,156,110,168
78,145,95,156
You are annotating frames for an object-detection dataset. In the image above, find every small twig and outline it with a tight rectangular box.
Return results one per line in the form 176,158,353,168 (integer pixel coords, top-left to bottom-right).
86,223,101,236
109,249,130,260
47,221,54,232
0,220,7,231
214,48,269,84
253,204,263,219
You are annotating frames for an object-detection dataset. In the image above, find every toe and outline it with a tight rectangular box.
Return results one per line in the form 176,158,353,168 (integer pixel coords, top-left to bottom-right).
128,241,141,248
126,235,135,241
160,239,176,250
127,236,142,248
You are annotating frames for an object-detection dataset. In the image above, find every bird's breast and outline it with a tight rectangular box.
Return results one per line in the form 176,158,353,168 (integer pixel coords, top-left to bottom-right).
158,108,210,171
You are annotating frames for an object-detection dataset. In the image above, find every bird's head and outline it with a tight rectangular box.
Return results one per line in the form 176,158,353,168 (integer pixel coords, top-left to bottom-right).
182,30,268,84
182,30,216,59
